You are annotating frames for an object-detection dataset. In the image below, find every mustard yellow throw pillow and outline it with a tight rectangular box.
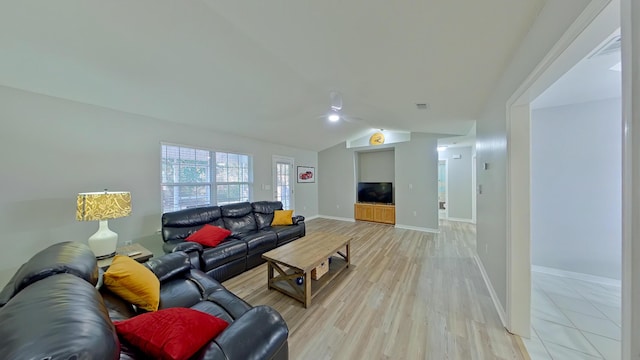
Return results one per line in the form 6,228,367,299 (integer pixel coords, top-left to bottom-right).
271,209,294,226
104,255,160,312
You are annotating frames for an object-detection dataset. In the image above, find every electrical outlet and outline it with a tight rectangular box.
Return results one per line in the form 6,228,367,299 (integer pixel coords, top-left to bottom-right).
336,204,340,209
124,240,133,246
413,211,417,216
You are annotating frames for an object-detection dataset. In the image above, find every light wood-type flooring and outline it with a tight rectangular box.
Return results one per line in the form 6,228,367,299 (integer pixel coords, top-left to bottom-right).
223,218,528,359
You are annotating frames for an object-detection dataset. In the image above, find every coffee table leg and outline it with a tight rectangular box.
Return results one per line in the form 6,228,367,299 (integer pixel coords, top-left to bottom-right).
267,261,274,290
304,272,311,308
346,241,351,268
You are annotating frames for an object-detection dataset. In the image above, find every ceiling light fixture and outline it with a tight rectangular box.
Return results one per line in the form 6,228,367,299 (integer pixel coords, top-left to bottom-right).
328,112,340,122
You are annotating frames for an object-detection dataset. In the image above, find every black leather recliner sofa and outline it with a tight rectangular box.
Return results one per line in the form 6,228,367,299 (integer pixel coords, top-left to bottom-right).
162,201,305,282
0,242,289,360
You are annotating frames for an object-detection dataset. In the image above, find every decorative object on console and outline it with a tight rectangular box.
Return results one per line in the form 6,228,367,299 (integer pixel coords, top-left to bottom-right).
369,131,385,146
76,190,131,259
297,166,315,183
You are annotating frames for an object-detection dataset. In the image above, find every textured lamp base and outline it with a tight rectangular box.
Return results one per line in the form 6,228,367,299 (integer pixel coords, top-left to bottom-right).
88,220,118,260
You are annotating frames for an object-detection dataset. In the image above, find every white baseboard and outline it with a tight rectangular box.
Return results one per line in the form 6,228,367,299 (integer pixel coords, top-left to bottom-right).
446,217,476,224
473,254,507,327
317,215,356,223
532,265,621,287
394,224,440,233
303,215,320,221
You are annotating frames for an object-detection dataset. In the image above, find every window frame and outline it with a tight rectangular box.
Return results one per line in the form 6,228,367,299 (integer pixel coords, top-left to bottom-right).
160,142,253,213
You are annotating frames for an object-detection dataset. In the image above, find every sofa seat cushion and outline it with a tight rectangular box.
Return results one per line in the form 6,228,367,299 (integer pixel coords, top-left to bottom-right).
201,240,247,272
162,240,203,255
270,225,305,245
233,230,277,254
206,288,252,320
101,286,138,322
190,299,241,324
0,274,120,359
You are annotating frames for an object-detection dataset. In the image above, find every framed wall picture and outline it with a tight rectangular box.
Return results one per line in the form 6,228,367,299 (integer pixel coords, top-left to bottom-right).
297,166,315,183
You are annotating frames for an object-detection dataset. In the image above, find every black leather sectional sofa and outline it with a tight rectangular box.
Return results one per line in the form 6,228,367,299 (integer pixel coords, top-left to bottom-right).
162,201,305,282
0,242,289,360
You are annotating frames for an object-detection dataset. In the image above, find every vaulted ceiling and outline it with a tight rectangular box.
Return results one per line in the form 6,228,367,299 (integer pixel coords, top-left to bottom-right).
0,1,546,151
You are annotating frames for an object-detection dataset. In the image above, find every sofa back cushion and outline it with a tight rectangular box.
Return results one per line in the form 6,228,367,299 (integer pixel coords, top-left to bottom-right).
145,251,192,282
0,241,98,306
0,274,120,359
145,252,204,309
221,202,258,236
162,206,225,242
252,201,284,230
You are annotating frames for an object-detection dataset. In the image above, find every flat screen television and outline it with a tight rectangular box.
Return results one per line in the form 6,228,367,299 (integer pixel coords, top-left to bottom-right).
357,182,393,204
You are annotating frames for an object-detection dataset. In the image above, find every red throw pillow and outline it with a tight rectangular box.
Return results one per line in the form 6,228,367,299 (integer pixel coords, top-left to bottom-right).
186,224,231,247
114,308,229,360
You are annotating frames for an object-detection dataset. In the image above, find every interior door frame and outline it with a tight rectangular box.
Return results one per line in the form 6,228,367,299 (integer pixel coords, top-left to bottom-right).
272,155,295,209
437,159,449,219
504,0,616,338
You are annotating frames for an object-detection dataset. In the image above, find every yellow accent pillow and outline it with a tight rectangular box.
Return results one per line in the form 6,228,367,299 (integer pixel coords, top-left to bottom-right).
271,209,294,226
103,255,160,312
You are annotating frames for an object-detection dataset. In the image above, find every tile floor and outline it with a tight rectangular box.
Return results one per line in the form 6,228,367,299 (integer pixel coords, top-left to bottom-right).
523,271,621,360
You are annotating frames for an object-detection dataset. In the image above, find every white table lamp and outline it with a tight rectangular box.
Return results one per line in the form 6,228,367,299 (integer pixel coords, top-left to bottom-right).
76,191,131,259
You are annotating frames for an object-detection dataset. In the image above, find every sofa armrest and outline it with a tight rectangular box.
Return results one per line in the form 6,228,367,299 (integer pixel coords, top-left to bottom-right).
196,306,288,360
292,215,305,225
163,240,203,254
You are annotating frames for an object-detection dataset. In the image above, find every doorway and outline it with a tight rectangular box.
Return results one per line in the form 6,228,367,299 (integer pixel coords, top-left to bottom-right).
272,156,294,209
505,0,622,347
438,160,448,219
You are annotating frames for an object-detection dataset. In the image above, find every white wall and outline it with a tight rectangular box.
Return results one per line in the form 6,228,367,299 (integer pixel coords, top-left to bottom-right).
395,133,439,230
0,85,318,286
319,133,438,230
438,146,473,220
318,142,357,219
531,99,622,279
358,150,395,183
476,0,591,308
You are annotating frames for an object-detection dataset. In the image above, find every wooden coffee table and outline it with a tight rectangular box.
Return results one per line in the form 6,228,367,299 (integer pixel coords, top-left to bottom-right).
262,232,351,308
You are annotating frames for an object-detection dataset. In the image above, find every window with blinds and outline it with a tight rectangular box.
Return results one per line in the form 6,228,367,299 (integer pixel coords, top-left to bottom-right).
161,144,252,213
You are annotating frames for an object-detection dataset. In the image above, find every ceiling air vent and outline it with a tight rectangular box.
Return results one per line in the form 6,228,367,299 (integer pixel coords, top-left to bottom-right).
416,103,430,110
589,35,621,58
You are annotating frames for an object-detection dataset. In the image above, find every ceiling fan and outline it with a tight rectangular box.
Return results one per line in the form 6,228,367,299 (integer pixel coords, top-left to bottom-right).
325,91,365,125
